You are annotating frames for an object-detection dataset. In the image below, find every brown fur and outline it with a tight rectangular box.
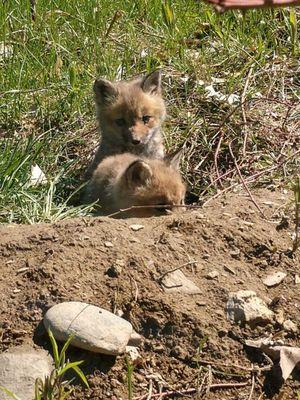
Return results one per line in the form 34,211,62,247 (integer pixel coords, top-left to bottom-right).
85,70,166,179
84,153,186,218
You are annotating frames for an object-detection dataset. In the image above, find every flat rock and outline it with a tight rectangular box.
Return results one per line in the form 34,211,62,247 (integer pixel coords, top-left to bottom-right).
0,345,52,400
128,331,143,347
129,224,144,231
206,270,219,280
263,271,286,287
226,290,274,326
283,319,298,333
44,302,133,355
161,269,201,294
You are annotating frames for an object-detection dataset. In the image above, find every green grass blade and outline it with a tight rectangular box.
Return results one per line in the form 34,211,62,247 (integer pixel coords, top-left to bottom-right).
0,386,22,400
58,360,84,377
71,365,89,388
59,333,75,365
48,328,60,368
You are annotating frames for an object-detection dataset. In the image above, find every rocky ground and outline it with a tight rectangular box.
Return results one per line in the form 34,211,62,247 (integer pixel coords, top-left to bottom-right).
0,188,300,400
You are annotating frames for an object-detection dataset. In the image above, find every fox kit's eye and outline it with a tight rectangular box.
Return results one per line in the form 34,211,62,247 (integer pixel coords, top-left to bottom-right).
142,115,151,124
115,118,126,127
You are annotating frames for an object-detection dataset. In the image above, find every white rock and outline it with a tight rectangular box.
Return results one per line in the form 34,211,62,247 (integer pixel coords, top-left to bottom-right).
129,224,144,231
226,290,274,326
30,164,47,186
206,270,219,280
161,269,201,294
44,302,133,355
125,346,141,362
128,331,143,347
263,271,287,287
0,345,52,400
295,274,300,284
283,319,298,333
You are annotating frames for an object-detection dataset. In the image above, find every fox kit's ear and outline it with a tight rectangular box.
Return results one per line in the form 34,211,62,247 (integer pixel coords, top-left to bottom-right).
165,148,184,171
126,160,153,187
93,78,118,105
141,70,162,95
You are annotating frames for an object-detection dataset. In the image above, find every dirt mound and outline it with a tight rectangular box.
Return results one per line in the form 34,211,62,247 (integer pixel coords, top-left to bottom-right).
0,189,299,399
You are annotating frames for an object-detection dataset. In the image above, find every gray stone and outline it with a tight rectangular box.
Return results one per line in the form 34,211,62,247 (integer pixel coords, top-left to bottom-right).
263,271,286,287
125,346,141,362
161,269,201,294
206,270,219,280
226,290,274,326
0,345,52,400
129,224,144,231
128,331,143,347
44,302,133,355
283,319,298,333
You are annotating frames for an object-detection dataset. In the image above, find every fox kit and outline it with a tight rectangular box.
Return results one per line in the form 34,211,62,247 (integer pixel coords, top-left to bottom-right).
84,151,186,217
85,70,166,179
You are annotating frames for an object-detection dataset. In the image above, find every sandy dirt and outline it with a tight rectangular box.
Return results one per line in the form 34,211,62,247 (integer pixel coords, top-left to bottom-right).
0,188,299,399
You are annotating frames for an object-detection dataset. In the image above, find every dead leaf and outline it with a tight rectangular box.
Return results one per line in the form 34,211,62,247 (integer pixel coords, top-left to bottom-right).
245,337,300,380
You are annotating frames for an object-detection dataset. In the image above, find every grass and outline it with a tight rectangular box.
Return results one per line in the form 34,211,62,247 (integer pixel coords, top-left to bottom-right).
0,329,89,400
1,0,300,223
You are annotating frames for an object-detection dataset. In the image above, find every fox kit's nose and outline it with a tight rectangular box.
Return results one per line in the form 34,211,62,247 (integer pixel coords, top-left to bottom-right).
132,138,141,145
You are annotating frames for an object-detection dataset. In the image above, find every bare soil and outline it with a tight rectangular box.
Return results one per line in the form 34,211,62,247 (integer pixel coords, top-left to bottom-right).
0,188,299,400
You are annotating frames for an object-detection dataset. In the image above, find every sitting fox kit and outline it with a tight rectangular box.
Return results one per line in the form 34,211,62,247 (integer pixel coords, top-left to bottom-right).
84,152,186,217
85,70,166,179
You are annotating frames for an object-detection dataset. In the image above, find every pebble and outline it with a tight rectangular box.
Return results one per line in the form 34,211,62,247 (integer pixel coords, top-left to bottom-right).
262,271,287,287
206,270,219,280
0,345,52,400
129,224,144,231
104,241,114,248
161,269,201,294
283,319,298,333
125,346,141,362
44,302,133,355
226,290,274,326
128,331,143,347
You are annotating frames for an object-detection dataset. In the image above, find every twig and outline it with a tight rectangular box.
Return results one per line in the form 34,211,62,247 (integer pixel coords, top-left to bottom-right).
196,359,271,373
105,11,123,38
157,261,197,282
134,382,249,400
206,365,213,394
228,140,265,217
30,0,36,21
106,204,202,218
146,380,153,400
214,131,224,188
248,366,255,400
241,66,253,157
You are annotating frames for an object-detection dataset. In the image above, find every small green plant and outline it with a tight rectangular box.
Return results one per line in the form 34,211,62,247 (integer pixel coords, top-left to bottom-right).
125,356,134,400
293,176,300,253
0,329,89,400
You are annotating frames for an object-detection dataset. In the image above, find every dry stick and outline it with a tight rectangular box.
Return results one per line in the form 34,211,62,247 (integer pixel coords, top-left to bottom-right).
157,260,198,282
241,66,254,157
214,131,224,188
104,10,123,38
197,359,271,373
248,366,256,400
106,204,202,218
228,140,265,217
146,380,153,400
135,382,249,400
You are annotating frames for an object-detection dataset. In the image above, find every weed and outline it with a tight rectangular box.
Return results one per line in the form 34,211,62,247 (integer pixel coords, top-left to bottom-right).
125,355,134,400
0,329,89,400
292,176,300,252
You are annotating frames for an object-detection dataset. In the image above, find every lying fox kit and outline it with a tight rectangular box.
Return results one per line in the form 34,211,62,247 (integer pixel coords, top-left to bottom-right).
84,151,186,217
85,70,166,179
